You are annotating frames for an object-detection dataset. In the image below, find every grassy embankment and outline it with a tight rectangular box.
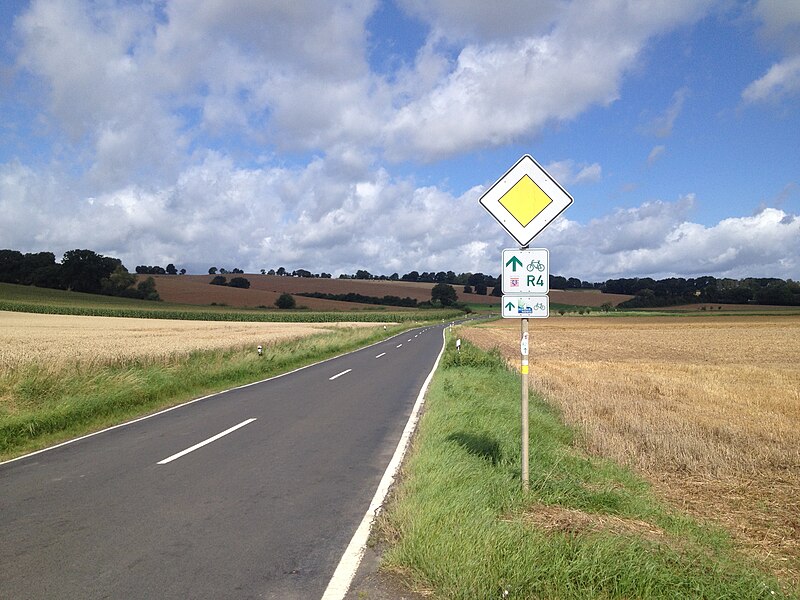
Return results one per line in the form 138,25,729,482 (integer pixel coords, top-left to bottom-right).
0,323,412,461
376,337,795,599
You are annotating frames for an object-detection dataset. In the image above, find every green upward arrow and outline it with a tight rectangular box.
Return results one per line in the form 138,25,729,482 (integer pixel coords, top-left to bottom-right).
505,301,515,311
505,255,523,271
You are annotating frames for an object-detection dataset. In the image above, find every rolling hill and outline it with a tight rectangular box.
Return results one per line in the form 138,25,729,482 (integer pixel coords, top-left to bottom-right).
149,274,633,309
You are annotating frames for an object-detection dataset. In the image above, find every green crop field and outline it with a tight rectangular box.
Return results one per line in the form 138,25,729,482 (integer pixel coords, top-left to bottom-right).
0,283,464,323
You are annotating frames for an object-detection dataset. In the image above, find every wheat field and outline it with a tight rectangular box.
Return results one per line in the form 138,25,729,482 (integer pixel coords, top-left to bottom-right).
461,314,800,583
0,310,381,369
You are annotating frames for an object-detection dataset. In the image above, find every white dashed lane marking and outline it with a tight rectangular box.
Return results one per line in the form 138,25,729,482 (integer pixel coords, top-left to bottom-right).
329,369,352,381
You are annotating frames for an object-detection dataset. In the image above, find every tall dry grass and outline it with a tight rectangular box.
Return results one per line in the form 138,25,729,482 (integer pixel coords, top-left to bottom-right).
461,315,800,584
0,311,379,369
0,311,383,416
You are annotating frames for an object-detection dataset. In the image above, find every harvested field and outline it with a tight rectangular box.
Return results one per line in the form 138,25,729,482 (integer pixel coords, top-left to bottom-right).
0,310,381,369
150,274,408,310
150,274,631,309
460,315,800,584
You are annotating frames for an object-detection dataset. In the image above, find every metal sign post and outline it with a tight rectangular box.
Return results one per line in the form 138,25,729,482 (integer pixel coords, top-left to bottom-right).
520,318,529,490
479,154,573,492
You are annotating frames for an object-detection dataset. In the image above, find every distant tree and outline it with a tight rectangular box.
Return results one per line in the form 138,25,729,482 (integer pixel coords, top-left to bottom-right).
210,275,227,286
228,277,251,289
219,268,228,274
208,267,218,275
275,293,296,309
30,263,63,288
260,269,266,275
276,267,286,276
267,269,276,275
401,271,420,282
463,285,473,294
475,282,487,295
231,268,243,274
101,266,136,296
20,252,57,285
179,268,186,275
320,273,332,278
166,263,178,275
0,249,24,283
61,249,121,294
389,273,399,281
491,285,502,297
600,302,613,312
136,276,160,301
136,265,166,274
431,283,458,306
355,269,372,280
467,272,485,287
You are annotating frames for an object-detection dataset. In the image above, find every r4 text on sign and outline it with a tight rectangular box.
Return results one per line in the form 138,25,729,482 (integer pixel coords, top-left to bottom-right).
502,248,549,295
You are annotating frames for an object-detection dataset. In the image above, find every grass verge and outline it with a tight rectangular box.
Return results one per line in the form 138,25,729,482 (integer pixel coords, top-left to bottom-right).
0,325,407,461
376,338,794,599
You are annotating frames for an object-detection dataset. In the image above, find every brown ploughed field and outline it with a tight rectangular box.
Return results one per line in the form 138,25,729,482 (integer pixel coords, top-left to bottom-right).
150,274,632,309
460,315,800,584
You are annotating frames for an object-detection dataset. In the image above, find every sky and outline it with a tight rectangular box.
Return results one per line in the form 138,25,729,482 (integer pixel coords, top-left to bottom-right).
0,0,798,282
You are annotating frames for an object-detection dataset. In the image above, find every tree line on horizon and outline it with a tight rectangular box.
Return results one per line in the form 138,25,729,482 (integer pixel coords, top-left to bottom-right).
604,276,800,307
0,248,160,301
3,247,798,307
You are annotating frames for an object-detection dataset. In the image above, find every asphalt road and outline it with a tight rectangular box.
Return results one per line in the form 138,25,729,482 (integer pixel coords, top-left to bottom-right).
0,325,446,599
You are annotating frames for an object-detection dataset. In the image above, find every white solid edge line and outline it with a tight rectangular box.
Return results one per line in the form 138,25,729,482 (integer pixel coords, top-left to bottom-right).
320,326,446,600
157,418,256,465
329,369,352,381
0,327,422,468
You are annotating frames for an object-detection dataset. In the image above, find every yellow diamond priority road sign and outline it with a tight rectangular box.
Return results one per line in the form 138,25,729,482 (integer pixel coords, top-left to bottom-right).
479,154,573,246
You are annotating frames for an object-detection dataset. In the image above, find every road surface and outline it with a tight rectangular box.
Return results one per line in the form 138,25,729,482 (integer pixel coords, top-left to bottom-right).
0,325,445,599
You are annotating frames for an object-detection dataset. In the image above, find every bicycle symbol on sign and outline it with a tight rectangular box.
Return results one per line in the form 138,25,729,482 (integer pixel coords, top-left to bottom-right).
534,302,546,311
527,259,545,272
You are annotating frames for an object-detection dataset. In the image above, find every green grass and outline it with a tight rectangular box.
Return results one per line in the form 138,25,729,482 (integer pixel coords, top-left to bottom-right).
0,282,464,323
0,325,409,460
377,338,795,599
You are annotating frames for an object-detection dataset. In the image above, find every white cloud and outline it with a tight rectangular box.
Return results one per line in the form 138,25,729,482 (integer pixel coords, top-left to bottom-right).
645,87,689,138
742,1,800,105
648,145,666,165
544,160,602,185
4,0,797,286
384,1,712,160
398,0,563,42
538,199,800,280
742,54,800,104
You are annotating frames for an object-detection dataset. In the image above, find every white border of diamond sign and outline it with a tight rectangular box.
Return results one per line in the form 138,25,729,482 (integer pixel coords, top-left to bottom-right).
479,154,573,246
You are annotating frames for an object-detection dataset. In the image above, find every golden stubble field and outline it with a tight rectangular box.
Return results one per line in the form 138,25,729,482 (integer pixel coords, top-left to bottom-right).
460,314,800,583
0,311,381,369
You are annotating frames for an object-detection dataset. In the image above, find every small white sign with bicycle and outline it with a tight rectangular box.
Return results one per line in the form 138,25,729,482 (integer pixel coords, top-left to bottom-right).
501,248,549,295
502,295,549,318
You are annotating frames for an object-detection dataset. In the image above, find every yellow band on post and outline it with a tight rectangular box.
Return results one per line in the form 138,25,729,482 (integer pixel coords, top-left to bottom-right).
521,365,529,374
